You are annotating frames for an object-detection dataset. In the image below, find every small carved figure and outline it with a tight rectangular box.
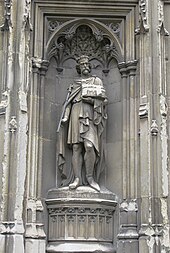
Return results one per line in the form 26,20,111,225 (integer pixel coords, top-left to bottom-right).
58,55,107,191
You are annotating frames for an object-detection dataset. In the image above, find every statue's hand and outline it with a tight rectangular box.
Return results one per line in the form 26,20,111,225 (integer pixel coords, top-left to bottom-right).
61,116,68,123
103,98,108,105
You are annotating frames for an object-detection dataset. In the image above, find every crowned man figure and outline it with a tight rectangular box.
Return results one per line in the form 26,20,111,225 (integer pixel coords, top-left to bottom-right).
58,55,108,192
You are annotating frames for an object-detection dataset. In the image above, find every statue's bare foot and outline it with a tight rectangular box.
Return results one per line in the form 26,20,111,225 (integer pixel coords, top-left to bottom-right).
87,177,100,192
69,177,80,190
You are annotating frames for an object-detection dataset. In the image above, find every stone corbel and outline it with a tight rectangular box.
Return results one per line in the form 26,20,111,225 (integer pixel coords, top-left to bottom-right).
40,60,49,76
126,60,138,76
32,58,49,76
118,62,128,77
118,60,138,77
0,0,12,31
32,57,43,73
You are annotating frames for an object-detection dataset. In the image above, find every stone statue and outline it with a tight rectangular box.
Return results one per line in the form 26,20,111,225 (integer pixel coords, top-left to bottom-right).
57,55,107,191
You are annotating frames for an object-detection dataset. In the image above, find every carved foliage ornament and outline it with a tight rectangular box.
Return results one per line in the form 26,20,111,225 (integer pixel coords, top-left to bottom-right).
48,24,119,69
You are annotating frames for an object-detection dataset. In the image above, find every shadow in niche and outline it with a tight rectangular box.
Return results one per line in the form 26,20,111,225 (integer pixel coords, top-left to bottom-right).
42,57,122,194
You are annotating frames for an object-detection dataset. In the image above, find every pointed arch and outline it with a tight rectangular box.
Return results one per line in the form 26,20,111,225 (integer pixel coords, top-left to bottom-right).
45,18,124,63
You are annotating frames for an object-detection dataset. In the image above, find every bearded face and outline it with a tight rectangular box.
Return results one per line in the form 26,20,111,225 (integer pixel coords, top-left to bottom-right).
79,61,91,76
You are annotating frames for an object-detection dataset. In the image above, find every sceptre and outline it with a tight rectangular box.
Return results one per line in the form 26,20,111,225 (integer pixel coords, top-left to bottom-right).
56,86,72,133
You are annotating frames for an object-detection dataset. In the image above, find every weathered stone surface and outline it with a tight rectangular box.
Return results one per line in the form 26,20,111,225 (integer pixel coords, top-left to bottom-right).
0,0,170,252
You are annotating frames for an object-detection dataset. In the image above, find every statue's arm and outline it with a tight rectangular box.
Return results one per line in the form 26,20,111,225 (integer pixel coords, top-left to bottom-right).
62,103,71,123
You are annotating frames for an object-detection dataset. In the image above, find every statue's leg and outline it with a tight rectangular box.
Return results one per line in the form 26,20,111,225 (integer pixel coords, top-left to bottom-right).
69,143,82,190
84,140,100,192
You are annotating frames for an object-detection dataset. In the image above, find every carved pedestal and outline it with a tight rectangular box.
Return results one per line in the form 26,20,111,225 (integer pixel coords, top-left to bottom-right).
46,187,117,253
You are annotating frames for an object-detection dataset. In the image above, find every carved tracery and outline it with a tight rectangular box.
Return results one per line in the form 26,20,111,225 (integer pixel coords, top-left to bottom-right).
48,24,120,69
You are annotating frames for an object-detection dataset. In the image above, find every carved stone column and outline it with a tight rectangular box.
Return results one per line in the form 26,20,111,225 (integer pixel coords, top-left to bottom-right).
117,61,139,253
118,62,128,200
25,59,47,253
37,60,49,199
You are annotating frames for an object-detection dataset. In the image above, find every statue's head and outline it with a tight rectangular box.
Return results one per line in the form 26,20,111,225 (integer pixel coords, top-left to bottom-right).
76,55,91,75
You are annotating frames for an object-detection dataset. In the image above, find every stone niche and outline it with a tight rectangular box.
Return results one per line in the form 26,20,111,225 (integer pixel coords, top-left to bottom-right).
44,17,123,253
43,20,123,196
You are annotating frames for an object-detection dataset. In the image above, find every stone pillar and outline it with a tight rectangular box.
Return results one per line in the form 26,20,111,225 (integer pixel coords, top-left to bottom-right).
118,62,128,200
137,0,170,252
0,0,31,252
25,59,48,253
117,61,139,253
37,60,49,199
